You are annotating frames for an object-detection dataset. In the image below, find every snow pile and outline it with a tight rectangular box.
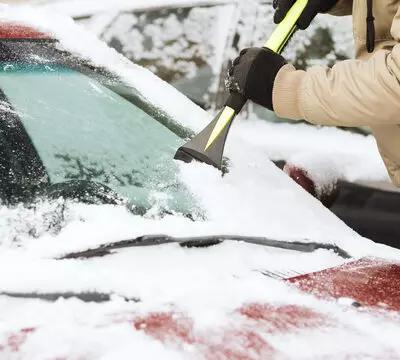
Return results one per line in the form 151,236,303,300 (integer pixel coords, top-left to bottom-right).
230,118,389,183
0,199,75,247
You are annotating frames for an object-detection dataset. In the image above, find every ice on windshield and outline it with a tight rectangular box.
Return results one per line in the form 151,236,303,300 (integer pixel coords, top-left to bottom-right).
0,62,200,216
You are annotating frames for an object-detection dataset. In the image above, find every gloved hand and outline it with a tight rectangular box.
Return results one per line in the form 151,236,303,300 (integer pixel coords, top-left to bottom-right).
273,0,339,29
227,47,287,111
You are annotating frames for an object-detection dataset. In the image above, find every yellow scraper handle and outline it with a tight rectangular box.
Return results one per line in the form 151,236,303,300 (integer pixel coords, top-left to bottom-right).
174,0,309,169
264,0,308,53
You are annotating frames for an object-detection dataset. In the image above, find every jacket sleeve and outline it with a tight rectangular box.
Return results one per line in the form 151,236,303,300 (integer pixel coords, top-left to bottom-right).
272,8,400,127
326,0,353,16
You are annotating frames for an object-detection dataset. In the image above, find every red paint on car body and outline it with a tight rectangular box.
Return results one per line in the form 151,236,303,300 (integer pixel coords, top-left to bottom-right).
0,23,51,39
133,312,195,344
128,259,400,358
132,307,277,359
238,303,328,332
5,328,35,352
288,257,400,311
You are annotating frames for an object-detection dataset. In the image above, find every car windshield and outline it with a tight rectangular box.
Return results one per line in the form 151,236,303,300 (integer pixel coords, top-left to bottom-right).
0,61,200,216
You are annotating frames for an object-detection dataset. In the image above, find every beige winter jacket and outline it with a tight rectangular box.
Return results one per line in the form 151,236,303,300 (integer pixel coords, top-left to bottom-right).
273,0,400,186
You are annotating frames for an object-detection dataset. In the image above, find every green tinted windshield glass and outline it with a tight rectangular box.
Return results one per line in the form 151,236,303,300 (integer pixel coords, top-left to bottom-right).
0,63,200,215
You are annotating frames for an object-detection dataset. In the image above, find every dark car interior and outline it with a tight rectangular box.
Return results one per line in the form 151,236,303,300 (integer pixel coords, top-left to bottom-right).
331,181,400,249
273,160,400,249
0,86,49,203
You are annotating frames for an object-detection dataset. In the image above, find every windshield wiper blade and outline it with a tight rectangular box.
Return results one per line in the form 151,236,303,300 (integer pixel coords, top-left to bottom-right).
0,291,139,303
59,235,351,260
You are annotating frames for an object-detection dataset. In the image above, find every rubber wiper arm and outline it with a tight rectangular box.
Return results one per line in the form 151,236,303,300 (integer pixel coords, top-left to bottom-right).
59,235,351,260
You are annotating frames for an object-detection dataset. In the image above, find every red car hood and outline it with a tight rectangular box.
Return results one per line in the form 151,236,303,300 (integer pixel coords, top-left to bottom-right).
129,258,400,359
1,257,399,359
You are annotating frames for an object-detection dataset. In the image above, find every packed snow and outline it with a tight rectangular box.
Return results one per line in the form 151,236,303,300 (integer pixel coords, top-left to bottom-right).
0,4,399,360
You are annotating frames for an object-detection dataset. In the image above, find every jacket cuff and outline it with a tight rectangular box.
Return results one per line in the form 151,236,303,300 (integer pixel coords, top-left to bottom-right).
324,0,352,16
272,64,306,120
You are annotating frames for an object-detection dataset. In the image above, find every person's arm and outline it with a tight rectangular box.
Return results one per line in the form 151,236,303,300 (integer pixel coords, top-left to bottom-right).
273,7,400,127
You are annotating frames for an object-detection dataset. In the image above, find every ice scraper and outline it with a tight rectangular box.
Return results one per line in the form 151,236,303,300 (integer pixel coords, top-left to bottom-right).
174,0,308,169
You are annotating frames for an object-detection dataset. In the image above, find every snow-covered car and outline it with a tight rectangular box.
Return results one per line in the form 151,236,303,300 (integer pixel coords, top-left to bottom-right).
30,0,400,246
1,7,400,359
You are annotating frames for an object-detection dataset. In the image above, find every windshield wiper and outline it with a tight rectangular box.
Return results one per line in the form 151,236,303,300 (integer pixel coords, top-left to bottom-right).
0,291,139,303
59,235,351,260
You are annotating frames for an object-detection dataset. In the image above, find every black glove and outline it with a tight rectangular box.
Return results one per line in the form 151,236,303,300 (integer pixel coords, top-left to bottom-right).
273,0,338,29
227,47,287,111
